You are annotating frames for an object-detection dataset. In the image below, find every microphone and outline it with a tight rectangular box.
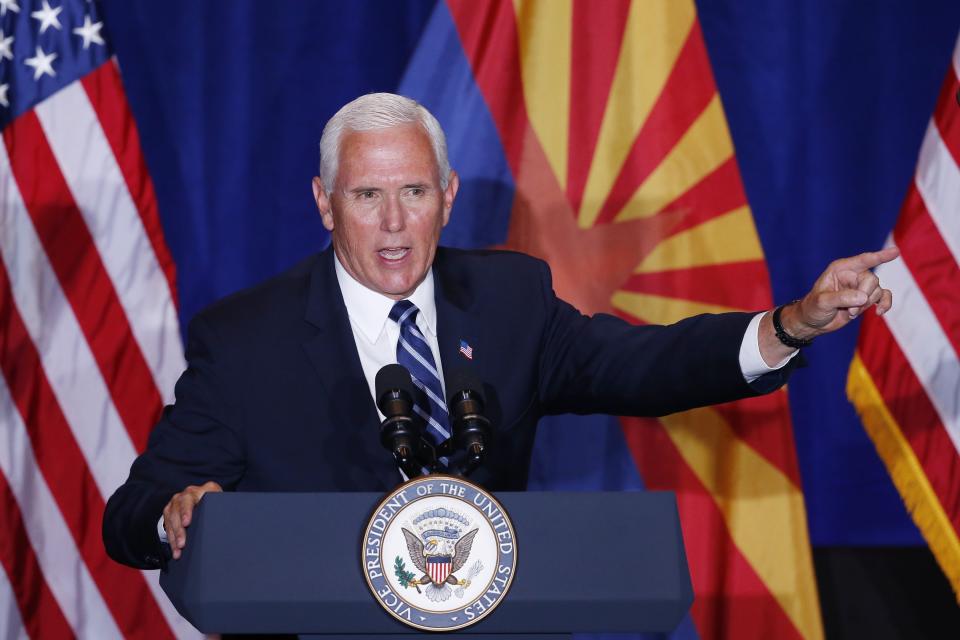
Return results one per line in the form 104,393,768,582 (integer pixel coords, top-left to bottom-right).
445,368,492,476
375,364,423,478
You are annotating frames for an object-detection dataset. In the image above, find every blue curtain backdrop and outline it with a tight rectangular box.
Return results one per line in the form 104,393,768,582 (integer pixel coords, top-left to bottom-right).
99,0,960,548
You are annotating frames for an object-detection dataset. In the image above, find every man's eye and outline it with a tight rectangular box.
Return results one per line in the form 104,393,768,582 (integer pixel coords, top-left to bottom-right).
408,188,424,197
360,191,376,199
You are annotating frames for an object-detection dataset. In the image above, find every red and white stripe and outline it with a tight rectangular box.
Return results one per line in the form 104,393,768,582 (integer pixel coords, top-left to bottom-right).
0,561,29,640
428,558,451,584
0,61,197,638
854,32,960,592
915,125,960,276
880,35,960,452
0,375,120,638
34,77,184,405
875,244,959,452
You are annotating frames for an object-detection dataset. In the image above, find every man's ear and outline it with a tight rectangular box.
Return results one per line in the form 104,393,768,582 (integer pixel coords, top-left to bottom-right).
313,176,335,232
441,170,459,227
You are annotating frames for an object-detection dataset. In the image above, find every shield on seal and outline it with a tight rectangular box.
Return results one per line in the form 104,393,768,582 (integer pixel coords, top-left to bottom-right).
426,555,452,584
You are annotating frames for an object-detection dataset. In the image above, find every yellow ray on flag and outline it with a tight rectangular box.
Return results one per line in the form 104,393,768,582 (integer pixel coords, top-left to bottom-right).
577,0,694,229
634,205,763,273
514,0,571,191
615,94,732,221
661,407,824,640
611,291,741,325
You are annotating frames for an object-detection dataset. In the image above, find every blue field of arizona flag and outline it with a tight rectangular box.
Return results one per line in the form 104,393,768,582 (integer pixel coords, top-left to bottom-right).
1,0,959,638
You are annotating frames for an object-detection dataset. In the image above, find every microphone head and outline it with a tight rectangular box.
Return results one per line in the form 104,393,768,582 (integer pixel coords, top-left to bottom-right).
375,364,414,407
446,368,486,407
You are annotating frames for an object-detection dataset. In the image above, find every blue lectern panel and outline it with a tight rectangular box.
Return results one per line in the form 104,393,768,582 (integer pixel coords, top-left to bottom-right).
160,491,692,635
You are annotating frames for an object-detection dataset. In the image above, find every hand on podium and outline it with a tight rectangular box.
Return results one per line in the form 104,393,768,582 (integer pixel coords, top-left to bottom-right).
163,481,222,560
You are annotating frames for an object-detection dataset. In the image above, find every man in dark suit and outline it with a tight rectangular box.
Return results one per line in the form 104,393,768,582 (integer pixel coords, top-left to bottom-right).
103,93,896,570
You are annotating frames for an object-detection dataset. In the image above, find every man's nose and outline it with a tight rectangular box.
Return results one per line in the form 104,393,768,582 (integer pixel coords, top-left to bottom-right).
381,195,405,232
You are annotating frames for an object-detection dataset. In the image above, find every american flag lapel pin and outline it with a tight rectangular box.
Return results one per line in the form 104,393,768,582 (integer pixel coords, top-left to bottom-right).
458,339,474,360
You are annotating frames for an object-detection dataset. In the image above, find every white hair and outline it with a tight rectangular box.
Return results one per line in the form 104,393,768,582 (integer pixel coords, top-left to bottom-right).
319,93,451,192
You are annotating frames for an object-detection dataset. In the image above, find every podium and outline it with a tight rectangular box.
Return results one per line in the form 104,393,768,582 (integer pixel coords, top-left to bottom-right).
160,491,692,637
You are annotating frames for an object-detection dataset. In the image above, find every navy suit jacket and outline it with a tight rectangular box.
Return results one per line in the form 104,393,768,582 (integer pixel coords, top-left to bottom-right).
103,247,794,568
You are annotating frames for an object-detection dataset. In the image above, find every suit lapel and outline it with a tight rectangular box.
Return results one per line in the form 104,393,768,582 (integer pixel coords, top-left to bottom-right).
433,249,483,400
301,248,400,491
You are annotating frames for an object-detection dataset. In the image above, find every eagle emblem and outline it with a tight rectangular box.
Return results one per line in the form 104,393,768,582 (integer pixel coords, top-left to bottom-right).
363,476,518,631
394,507,482,602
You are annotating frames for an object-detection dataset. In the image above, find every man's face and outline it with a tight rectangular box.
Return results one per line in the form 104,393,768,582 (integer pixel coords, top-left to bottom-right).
313,125,458,300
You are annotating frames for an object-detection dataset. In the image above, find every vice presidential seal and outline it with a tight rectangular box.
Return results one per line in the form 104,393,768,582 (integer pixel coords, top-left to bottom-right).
361,475,517,631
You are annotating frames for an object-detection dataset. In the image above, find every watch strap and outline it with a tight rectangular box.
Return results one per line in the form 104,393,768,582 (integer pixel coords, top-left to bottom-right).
772,302,813,349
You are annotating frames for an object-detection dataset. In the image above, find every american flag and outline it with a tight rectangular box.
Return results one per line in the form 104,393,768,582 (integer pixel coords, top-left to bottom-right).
0,1,197,637
458,339,473,360
848,31,960,599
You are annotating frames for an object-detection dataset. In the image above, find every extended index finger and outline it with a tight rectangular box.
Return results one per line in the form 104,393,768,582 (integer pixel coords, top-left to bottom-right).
832,247,900,273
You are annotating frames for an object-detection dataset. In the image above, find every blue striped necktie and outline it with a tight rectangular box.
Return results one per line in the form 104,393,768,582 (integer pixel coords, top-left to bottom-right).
389,300,451,463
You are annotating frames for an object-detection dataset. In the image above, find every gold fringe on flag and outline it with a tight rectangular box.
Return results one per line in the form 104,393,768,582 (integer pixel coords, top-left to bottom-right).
847,352,960,601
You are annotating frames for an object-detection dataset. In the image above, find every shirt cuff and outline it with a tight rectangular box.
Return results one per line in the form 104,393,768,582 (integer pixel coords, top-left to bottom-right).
157,515,167,544
740,311,798,383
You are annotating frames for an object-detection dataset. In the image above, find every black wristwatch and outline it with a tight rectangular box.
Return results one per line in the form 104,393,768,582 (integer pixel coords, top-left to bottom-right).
772,302,813,349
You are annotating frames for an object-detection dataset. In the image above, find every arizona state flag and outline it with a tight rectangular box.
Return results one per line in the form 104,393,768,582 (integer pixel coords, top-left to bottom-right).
402,1,824,638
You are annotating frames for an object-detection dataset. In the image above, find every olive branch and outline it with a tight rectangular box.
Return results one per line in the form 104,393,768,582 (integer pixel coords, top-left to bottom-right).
394,556,421,593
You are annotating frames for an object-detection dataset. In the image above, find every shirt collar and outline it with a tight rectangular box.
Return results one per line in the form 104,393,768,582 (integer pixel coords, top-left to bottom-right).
334,252,437,344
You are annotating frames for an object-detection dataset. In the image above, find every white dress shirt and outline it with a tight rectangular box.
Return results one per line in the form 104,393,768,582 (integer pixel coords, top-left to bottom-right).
335,255,446,421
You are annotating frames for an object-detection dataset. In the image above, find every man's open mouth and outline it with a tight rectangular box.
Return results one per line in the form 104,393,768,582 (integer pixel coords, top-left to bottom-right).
378,247,409,260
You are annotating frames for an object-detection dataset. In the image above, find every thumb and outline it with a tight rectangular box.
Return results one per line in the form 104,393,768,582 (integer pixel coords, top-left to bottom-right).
201,481,223,494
